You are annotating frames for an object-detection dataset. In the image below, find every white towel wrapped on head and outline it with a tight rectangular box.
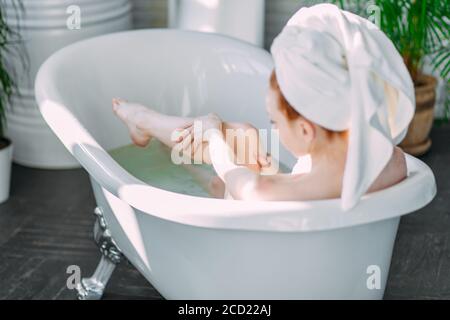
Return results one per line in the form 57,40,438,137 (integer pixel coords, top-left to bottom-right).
271,3,415,210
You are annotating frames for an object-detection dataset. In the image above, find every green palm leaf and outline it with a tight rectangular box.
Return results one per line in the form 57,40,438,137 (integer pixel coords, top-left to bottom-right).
0,0,24,138
332,0,449,118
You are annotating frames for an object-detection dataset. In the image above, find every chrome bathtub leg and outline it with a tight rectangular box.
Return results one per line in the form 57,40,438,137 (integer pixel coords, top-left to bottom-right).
76,207,123,300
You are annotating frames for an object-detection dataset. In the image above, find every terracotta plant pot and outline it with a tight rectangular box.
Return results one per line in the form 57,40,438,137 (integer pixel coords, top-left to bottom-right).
400,74,437,156
0,137,13,204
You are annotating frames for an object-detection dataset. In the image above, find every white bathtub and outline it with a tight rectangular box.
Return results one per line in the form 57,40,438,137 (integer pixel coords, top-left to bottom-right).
35,30,436,300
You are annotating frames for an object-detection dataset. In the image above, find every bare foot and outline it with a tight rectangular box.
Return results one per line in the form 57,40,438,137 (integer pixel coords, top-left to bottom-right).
112,98,153,147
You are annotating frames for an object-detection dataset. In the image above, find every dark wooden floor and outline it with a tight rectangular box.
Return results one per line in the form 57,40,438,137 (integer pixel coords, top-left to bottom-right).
0,124,449,300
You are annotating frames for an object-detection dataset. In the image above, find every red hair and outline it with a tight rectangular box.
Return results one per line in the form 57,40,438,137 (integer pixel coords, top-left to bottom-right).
270,70,301,120
269,70,347,139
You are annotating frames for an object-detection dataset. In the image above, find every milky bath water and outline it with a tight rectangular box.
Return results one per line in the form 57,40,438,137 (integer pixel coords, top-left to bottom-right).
109,141,218,198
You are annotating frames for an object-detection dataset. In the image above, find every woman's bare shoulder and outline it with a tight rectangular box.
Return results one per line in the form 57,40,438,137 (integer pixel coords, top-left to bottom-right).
369,146,407,193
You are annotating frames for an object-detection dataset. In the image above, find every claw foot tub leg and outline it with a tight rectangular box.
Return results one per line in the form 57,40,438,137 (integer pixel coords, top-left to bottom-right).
76,207,123,300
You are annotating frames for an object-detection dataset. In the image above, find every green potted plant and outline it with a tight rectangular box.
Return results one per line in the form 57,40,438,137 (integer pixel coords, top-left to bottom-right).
0,1,20,203
333,0,449,155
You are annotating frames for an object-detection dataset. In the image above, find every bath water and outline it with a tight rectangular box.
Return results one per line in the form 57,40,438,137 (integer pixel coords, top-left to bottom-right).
109,141,217,198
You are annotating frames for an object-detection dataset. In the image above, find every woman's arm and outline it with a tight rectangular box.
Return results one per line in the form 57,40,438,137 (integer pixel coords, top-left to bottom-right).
176,114,273,172
207,129,307,201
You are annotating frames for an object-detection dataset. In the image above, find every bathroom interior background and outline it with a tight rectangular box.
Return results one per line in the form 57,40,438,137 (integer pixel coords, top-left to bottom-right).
133,0,319,49
131,0,447,117
0,0,447,301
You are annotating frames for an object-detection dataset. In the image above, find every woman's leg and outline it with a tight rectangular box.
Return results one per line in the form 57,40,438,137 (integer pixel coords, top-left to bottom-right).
112,99,194,147
112,99,267,171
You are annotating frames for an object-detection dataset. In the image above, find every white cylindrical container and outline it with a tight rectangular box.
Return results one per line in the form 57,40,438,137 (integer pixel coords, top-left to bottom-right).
5,0,132,169
0,139,13,204
168,0,265,47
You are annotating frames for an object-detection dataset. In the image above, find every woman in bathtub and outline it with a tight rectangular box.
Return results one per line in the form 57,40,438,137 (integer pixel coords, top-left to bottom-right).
112,4,415,210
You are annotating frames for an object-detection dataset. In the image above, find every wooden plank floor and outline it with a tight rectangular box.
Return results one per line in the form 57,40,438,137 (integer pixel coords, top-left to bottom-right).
0,124,449,300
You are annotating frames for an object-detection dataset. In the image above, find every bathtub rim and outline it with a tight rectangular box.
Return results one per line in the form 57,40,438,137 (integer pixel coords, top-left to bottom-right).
35,29,437,233
108,154,435,233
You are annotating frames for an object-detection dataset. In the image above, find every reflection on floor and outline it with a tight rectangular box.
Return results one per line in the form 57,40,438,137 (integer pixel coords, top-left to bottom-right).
0,124,449,300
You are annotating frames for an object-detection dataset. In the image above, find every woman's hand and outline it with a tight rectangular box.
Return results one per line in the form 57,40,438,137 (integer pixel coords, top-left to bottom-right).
174,113,223,157
173,115,275,173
